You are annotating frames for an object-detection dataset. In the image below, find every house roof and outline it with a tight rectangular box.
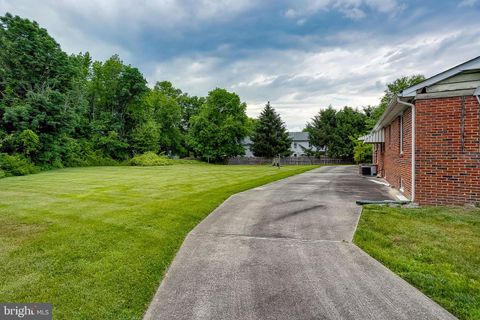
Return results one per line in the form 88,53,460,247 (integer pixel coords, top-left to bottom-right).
362,56,480,144
242,132,309,145
288,132,309,141
400,56,480,98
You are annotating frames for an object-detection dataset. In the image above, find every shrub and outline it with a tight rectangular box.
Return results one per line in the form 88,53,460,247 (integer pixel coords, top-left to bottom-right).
0,168,5,179
0,153,39,176
60,138,120,168
129,152,174,166
83,151,119,167
17,129,40,156
353,139,372,164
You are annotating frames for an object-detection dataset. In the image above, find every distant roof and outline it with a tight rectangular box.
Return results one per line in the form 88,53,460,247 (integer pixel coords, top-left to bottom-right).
242,131,308,145
288,132,309,141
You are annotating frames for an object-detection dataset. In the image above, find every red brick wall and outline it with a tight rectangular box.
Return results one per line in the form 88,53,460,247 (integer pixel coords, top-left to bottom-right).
415,96,480,205
381,107,413,199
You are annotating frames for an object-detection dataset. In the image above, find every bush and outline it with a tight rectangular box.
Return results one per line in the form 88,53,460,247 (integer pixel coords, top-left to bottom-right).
0,153,39,176
83,151,119,167
60,138,119,168
129,152,174,166
17,129,40,156
353,139,372,164
0,168,5,179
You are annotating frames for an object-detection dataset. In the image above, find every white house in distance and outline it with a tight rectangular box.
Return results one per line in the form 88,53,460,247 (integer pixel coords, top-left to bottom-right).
242,132,325,157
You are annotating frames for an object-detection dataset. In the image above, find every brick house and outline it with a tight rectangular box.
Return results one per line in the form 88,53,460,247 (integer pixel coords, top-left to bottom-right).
361,56,480,205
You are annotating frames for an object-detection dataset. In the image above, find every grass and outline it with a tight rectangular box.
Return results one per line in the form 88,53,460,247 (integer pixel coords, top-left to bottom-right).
354,205,480,320
0,163,316,319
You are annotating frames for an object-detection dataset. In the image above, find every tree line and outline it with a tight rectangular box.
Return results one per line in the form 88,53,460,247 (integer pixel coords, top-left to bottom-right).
0,13,425,177
0,13,255,176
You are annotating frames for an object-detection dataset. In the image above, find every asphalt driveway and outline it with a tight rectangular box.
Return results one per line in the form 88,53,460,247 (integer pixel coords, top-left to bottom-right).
144,165,455,320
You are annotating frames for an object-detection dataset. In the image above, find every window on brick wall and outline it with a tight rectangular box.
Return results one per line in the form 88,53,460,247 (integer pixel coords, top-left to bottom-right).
399,113,404,154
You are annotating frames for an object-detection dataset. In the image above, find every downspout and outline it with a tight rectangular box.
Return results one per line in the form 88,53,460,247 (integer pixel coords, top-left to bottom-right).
397,97,416,203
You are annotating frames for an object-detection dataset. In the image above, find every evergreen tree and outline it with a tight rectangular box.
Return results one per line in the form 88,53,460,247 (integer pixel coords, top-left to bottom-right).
250,102,292,158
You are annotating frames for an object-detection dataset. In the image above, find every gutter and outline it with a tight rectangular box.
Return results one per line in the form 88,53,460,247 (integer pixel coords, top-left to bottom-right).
396,97,416,203
372,94,399,131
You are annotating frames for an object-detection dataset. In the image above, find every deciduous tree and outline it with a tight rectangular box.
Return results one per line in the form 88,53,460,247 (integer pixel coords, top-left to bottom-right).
188,88,248,162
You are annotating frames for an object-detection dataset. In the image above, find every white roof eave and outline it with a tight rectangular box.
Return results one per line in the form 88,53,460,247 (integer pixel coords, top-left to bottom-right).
400,55,480,97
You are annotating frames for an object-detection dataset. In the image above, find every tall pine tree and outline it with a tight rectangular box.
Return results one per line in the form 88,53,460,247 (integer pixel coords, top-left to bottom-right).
251,102,292,158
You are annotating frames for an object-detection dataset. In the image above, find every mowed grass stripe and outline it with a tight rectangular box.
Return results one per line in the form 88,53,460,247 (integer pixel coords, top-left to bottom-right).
0,164,316,319
354,205,480,320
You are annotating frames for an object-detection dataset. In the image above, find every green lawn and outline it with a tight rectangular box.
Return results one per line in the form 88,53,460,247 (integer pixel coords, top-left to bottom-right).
0,164,316,319
354,205,480,320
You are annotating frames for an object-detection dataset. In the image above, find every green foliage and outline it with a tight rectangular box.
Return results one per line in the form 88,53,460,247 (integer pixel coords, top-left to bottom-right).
88,55,148,140
188,88,249,162
16,129,40,156
95,131,129,160
130,119,161,154
179,95,205,133
128,151,174,166
353,139,372,164
0,168,5,179
365,75,425,128
143,85,184,155
0,13,74,98
306,106,367,160
59,137,118,167
153,81,204,153
0,153,38,176
1,14,275,173
306,106,336,154
250,102,292,158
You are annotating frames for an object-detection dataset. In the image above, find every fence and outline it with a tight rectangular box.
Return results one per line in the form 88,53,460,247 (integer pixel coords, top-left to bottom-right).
228,156,351,165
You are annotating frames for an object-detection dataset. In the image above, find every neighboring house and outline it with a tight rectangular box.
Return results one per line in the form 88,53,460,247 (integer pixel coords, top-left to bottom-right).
361,56,480,205
289,132,311,157
242,137,255,157
242,132,325,157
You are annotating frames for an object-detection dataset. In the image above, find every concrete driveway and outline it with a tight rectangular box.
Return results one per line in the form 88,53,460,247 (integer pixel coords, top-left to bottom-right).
144,166,455,320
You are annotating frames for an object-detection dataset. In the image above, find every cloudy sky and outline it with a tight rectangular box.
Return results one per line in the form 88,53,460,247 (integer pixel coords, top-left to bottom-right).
1,0,479,130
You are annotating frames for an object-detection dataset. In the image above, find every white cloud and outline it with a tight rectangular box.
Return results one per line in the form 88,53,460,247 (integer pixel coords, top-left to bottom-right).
1,1,479,132
284,0,401,20
364,0,399,12
341,7,366,20
0,0,254,60
459,0,477,7
147,25,480,131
